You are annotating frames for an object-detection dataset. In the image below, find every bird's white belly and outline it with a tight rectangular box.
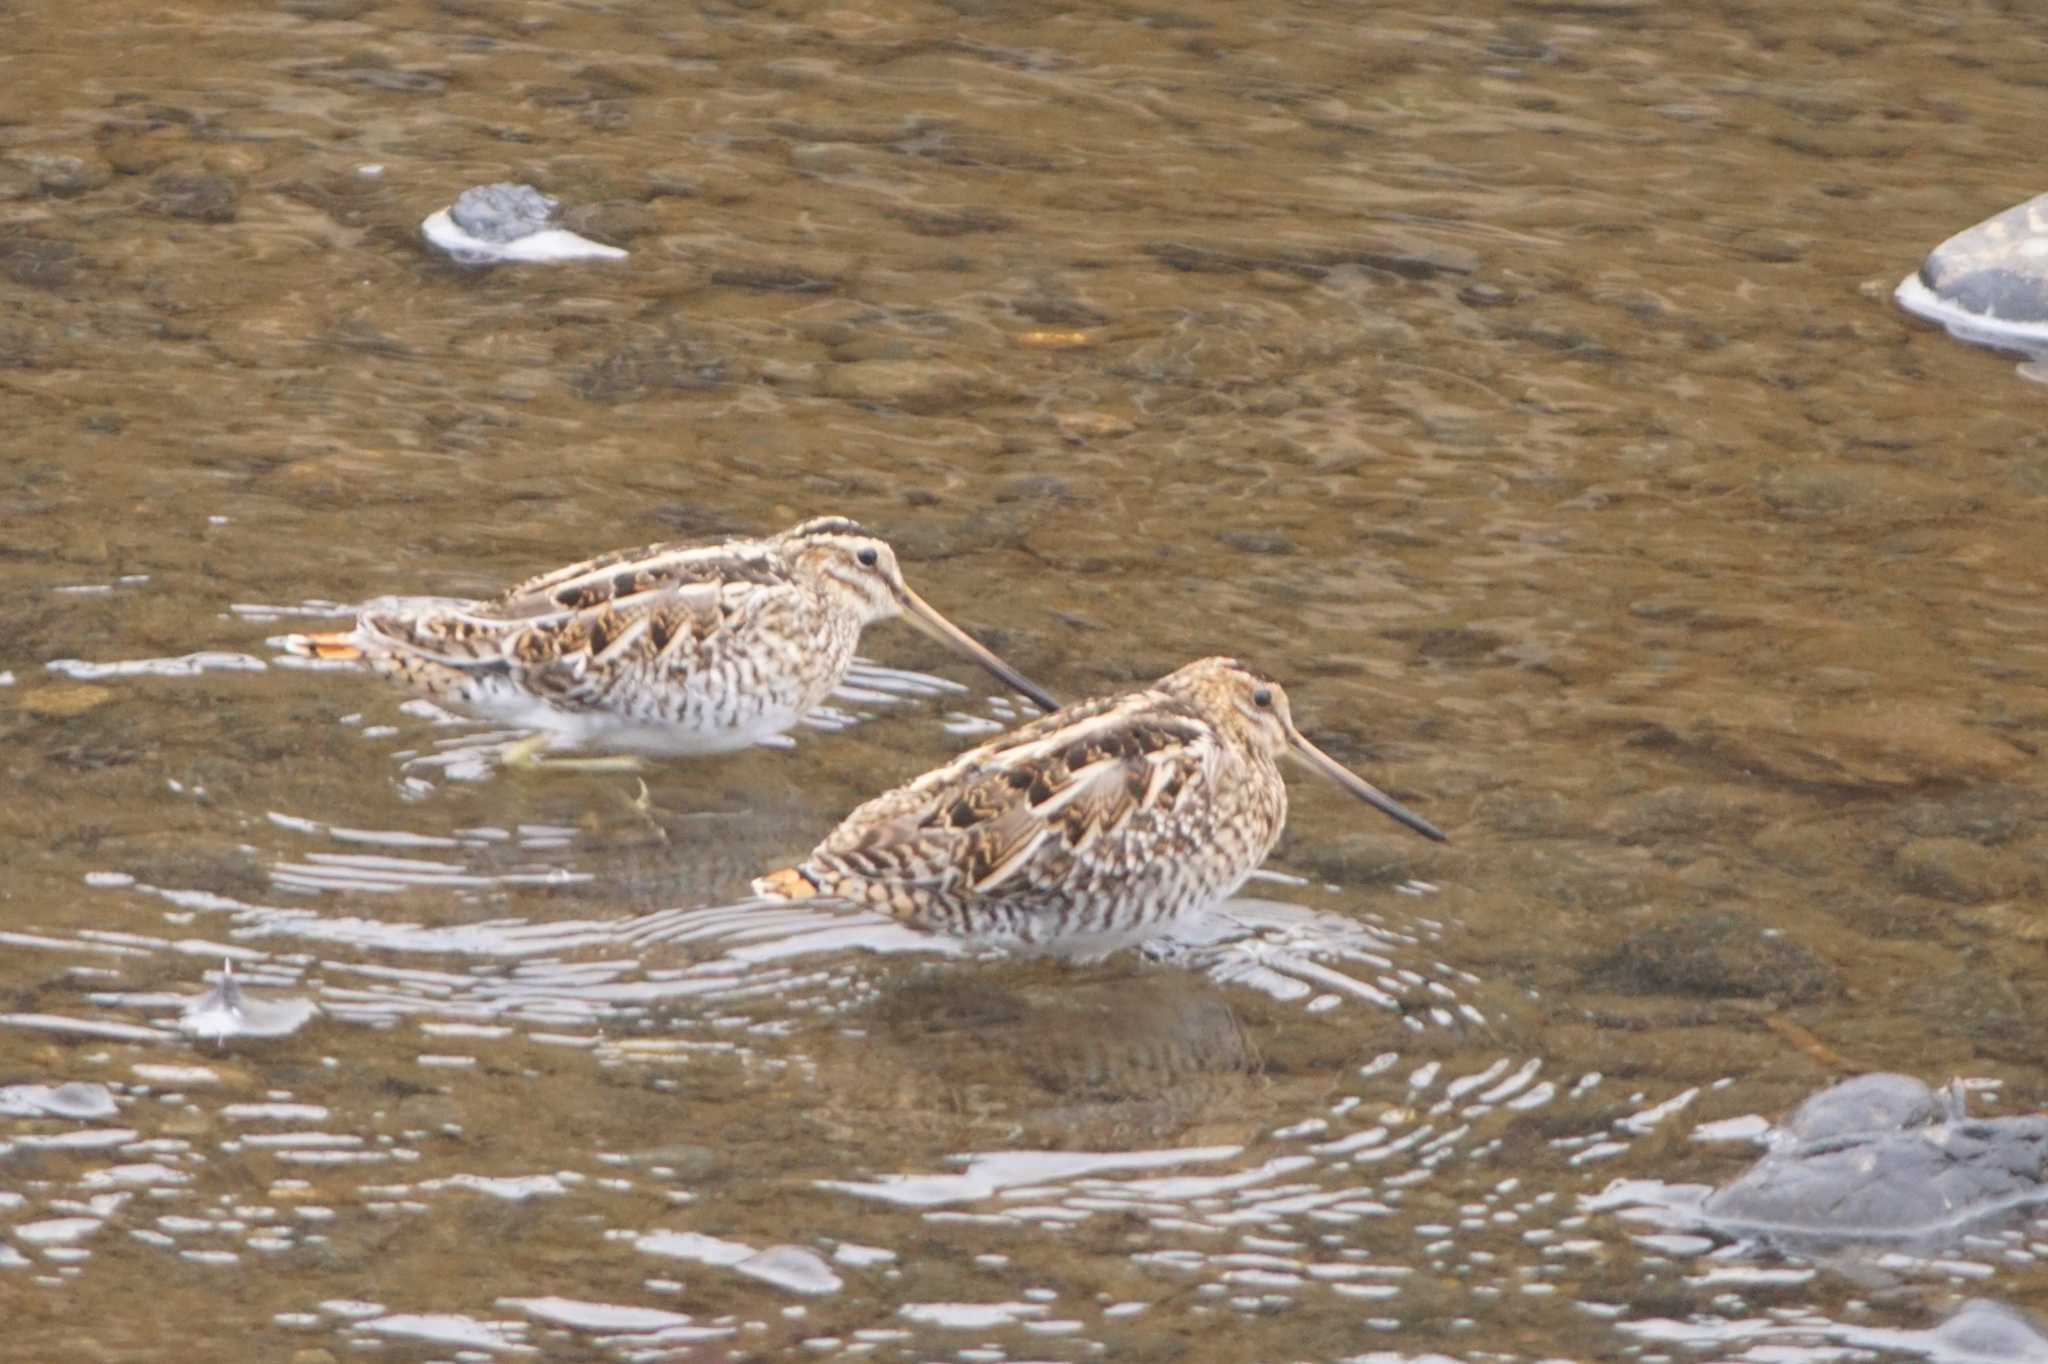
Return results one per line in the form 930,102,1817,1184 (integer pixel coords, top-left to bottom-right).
465,690,807,756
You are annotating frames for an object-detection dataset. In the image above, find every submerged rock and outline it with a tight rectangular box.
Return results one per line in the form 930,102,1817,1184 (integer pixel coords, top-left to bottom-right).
1919,1300,2048,1363
1896,192,2048,376
420,182,628,266
149,171,239,223
1702,1073,2048,1245
9,149,112,197
819,358,987,412
1584,910,1837,1003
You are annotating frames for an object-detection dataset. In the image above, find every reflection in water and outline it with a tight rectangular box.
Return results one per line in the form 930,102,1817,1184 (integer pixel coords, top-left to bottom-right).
0,751,1578,1358
6,825,2046,1362
177,960,320,1041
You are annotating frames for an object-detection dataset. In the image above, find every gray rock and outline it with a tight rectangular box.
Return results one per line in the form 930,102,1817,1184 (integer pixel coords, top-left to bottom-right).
450,182,559,243
1923,1300,2048,1363
423,183,628,266
1776,1072,1955,1143
1897,193,2048,364
1700,1074,2048,1246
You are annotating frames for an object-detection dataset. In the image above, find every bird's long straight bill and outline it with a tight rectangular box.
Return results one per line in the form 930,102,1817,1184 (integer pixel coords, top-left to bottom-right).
1289,733,1448,842
897,587,1060,713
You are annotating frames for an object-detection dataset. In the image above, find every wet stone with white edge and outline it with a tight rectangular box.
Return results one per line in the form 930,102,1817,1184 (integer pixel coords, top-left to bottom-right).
1896,191,2048,380
420,183,628,266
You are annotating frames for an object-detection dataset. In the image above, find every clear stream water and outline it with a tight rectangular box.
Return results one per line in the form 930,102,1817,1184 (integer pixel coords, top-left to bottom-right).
4,0,2048,1360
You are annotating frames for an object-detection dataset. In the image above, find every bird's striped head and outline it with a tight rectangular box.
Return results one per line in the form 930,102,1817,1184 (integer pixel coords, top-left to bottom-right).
777,517,1058,713
1159,657,1446,842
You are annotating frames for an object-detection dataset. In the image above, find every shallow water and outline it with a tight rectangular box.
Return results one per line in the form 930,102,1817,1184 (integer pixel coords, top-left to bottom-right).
6,0,2048,1359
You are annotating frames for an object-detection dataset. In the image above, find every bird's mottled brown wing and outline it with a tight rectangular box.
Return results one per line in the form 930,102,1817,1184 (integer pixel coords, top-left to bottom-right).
811,694,1216,890
355,570,789,685
491,539,792,619
503,581,760,704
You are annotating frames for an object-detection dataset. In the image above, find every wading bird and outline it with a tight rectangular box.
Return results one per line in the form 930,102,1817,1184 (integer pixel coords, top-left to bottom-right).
291,517,1057,765
756,656,1445,957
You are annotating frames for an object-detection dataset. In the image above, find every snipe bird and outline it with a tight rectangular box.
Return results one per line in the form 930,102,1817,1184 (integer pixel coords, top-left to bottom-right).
290,517,1057,760
754,656,1446,957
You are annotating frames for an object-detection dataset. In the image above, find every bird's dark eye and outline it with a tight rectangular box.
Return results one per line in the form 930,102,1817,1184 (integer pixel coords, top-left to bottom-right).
1252,687,1272,708
857,547,879,567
